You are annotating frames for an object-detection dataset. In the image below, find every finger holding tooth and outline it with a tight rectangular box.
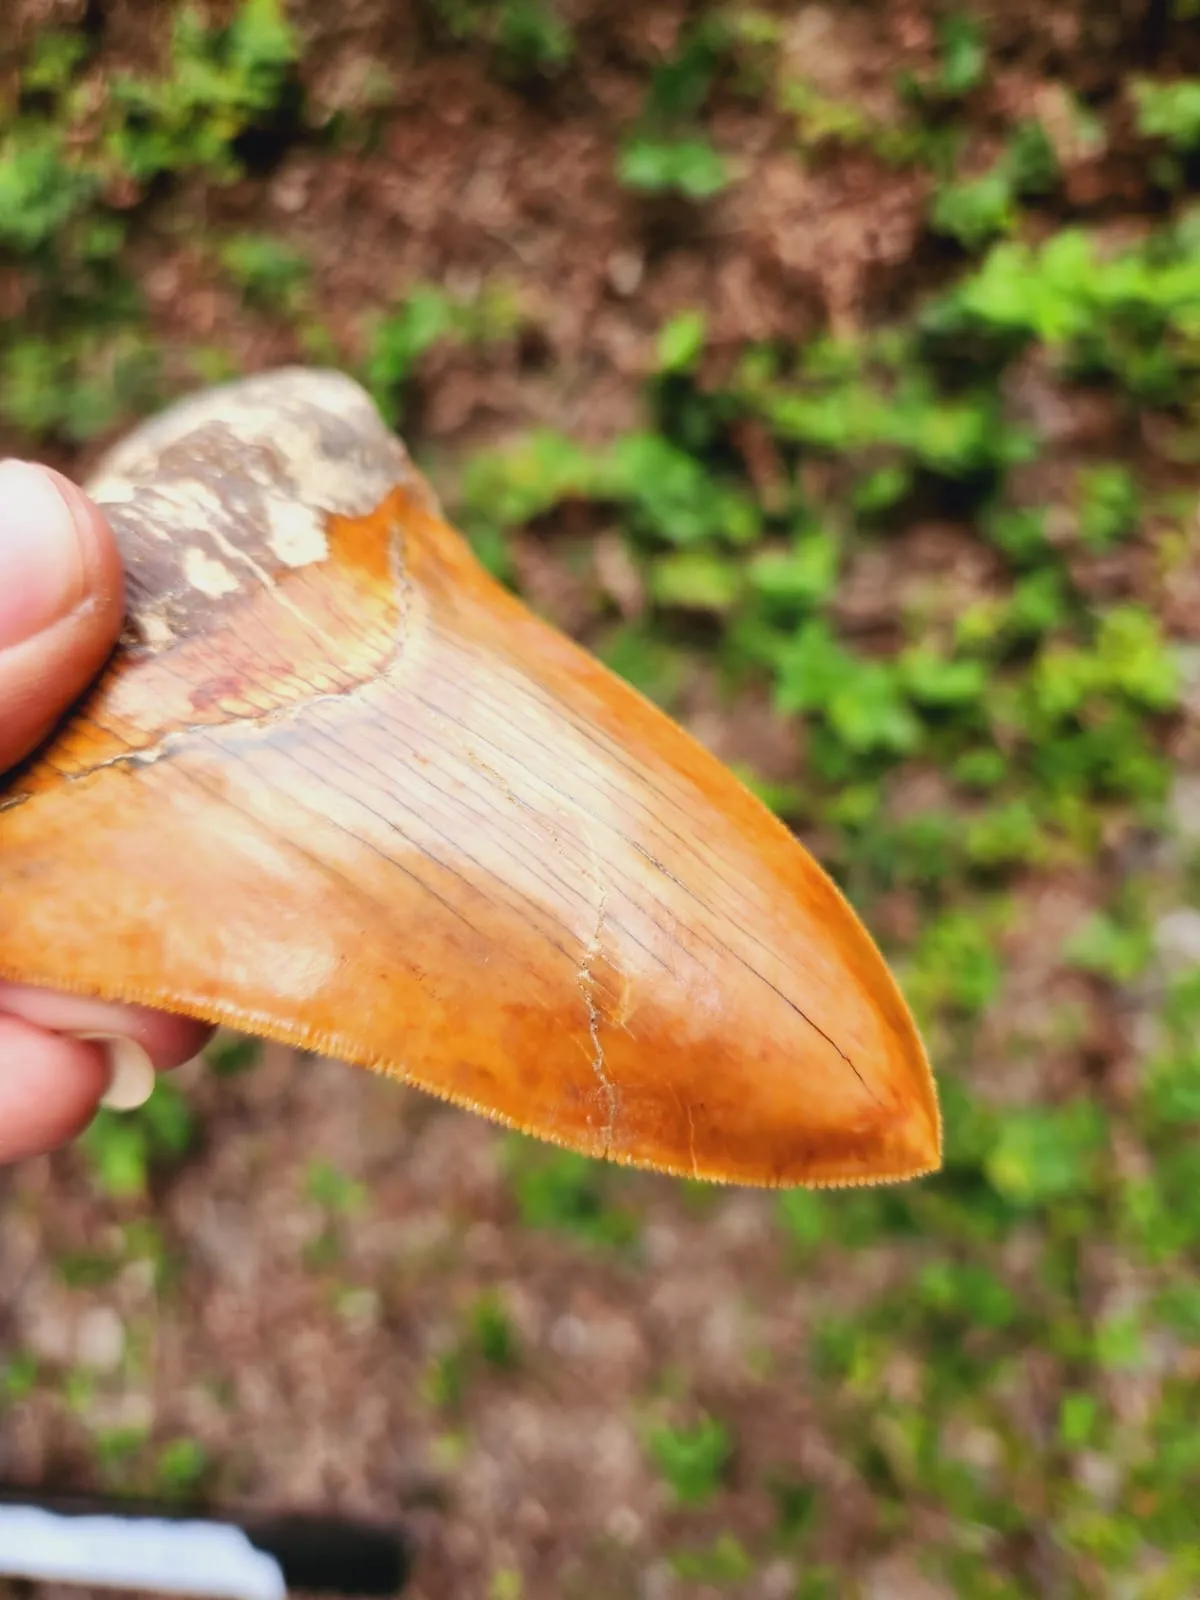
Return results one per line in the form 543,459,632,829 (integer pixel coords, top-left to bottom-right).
0,460,213,1163
0,982,209,1158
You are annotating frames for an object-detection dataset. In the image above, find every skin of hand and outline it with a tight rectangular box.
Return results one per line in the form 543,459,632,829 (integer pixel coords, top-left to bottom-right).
0,458,214,1162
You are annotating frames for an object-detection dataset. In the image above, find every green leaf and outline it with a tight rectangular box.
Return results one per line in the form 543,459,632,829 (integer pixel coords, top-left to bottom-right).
607,434,760,545
1005,118,1060,196
1,1353,39,1402
853,462,913,513
647,1416,731,1505
670,1533,753,1583
1008,568,1069,637
81,1117,150,1200
1059,1392,1099,1448
79,1079,194,1199
651,550,742,612
985,1103,1107,1207
461,430,599,528
157,1438,210,1498
777,1191,827,1251
828,662,921,755
966,799,1046,868
1077,464,1139,551
936,15,987,97
984,503,1050,566
1095,605,1179,711
618,136,730,200
901,648,988,709
218,234,310,310
907,909,1004,1018
23,31,89,94
916,1261,1018,1329
657,309,707,372
505,1139,639,1249
306,1159,366,1215
1065,910,1152,984
365,286,458,413
1154,1282,1200,1339
471,1291,520,1369
0,128,97,253
107,0,297,183
749,531,839,611
495,1,574,74
772,621,853,717
1133,77,1200,154
930,169,1016,251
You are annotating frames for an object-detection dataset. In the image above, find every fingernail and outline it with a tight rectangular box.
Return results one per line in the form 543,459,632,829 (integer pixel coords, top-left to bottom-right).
70,1034,157,1112
0,460,91,647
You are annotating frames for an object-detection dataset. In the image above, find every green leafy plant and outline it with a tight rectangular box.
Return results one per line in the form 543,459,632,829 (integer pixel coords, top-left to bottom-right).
0,128,98,254
217,233,311,313
656,309,708,373
984,1101,1108,1209
900,13,987,107
1132,77,1200,154
647,1415,732,1505
922,220,1200,403
670,1532,754,1584
426,0,574,76
1065,905,1153,984
306,1159,366,1216
929,121,1059,251
303,1159,366,1267
934,14,987,99
107,0,298,183
156,1437,210,1498
616,15,735,201
1077,463,1140,551
0,1353,39,1404
471,1290,520,1370
421,1290,520,1414
504,1138,640,1249
617,135,730,200
81,1080,195,1200
364,281,522,423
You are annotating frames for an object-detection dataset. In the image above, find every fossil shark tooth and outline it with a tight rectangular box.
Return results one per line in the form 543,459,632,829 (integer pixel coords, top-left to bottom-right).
0,369,940,1188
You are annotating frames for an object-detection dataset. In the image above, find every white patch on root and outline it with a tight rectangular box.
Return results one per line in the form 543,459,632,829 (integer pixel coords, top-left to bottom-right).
85,368,409,520
266,497,329,568
183,545,240,598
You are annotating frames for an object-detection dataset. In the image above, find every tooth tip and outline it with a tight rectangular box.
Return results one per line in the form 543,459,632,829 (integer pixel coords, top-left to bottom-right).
884,1082,943,1183
829,1011,942,1188
672,959,940,1191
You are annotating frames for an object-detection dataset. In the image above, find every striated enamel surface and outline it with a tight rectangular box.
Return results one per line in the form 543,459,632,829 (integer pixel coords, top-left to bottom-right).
0,369,940,1188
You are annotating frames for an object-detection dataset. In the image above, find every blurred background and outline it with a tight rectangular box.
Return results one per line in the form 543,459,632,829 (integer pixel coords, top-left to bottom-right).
2,2,1199,1596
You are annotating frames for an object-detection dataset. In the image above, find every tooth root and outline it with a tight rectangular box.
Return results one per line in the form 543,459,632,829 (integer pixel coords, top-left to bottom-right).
0,369,939,1188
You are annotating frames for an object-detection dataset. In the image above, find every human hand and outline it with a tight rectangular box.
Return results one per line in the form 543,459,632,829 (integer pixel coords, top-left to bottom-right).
0,460,214,1162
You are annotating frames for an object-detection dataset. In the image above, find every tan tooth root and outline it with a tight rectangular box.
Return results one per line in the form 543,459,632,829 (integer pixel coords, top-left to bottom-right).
0,368,940,1188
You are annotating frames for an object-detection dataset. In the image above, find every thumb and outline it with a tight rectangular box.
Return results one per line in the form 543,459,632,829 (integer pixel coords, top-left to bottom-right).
0,460,124,773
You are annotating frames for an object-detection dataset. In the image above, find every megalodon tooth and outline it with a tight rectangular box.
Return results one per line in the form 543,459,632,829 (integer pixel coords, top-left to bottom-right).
0,369,940,1189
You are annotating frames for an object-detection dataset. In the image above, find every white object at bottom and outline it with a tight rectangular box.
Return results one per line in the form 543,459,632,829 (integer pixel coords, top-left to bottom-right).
0,1504,287,1599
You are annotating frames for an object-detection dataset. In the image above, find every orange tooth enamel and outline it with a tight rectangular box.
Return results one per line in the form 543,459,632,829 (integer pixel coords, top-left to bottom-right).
0,369,940,1188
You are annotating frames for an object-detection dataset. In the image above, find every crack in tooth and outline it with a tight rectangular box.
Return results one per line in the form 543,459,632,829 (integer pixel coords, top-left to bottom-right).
577,885,617,1157
684,1099,699,1180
